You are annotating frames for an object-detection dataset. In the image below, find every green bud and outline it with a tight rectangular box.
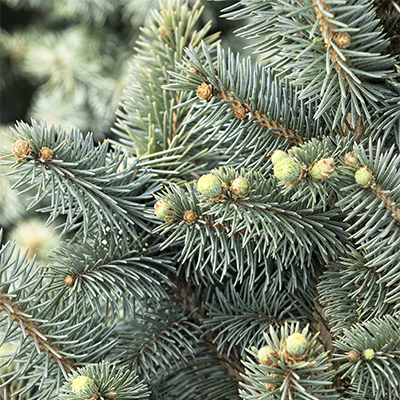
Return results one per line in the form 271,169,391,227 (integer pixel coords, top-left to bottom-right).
154,200,172,220
71,375,95,398
310,158,335,180
355,166,372,186
274,158,301,183
285,332,307,356
230,177,249,197
363,348,375,360
270,150,288,166
197,174,223,198
258,346,276,366
344,153,359,168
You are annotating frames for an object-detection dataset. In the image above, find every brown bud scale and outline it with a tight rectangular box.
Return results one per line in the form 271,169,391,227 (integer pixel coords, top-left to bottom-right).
38,147,53,162
347,350,360,363
265,373,278,391
334,32,351,48
183,210,198,225
234,106,247,120
65,275,75,286
12,140,32,161
197,82,214,101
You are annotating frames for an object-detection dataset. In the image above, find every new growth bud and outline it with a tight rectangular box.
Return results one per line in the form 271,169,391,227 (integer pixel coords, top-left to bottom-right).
197,82,214,101
285,332,307,356
38,147,53,162
347,350,360,363
154,200,172,220
344,153,359,168
258,346,277,366
310,158,335,180
230,177,249,197
183,210,198,225
71,375,95,398
363,348,375,360
197,174,223,198
269,150,288,166
274,158,301,183
355,166,373,187
65,275,75,287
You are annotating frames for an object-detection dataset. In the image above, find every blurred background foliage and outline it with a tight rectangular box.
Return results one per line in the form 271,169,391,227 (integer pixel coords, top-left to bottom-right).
0,0,244,139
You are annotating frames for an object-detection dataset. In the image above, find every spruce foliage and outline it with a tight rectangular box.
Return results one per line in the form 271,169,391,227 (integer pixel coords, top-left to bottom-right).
1,0,400,399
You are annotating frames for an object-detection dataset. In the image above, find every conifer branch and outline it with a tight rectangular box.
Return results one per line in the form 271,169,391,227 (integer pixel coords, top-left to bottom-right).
170,275,246,384
318,250,398,335
0,291,76,372
1,120,160,243
46,233,175,313
155,167,349,284
313,0,354,80
113,300,202,382
217,0,399,129
333,315,400,398
114,0,223,179
202,82,304,145
203,277,316,359
59,361,150,400
369,184,400,221
167,44,336,171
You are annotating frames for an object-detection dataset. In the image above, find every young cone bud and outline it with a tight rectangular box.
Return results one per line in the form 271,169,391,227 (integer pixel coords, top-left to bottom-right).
344,153,359,168
230,177,249,197
274,158,301,183
363,349,375,360
310,158,335,180
355,166,373,186
154,200,172,220
71,375,95,397
285,332,307,356
269,150,288,166
258,346,276,366
197,174,223,198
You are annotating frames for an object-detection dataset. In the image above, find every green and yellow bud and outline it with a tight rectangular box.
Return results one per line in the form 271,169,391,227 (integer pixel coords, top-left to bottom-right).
270,150,288,166
197,174,223,198
285,332,307,356
230,177,249,197
274,158,301,183
258,346,276,366
344,153,359,168
154,200,172,220
71,375,95,398
355,166,373,187
363,349,375,360
310,158,335,180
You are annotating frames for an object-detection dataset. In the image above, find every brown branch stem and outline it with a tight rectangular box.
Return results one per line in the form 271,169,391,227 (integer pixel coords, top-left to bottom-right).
216,88,304,145
372,184,400,222
312,0,355,80
0,290,76,373
169,275,246,384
